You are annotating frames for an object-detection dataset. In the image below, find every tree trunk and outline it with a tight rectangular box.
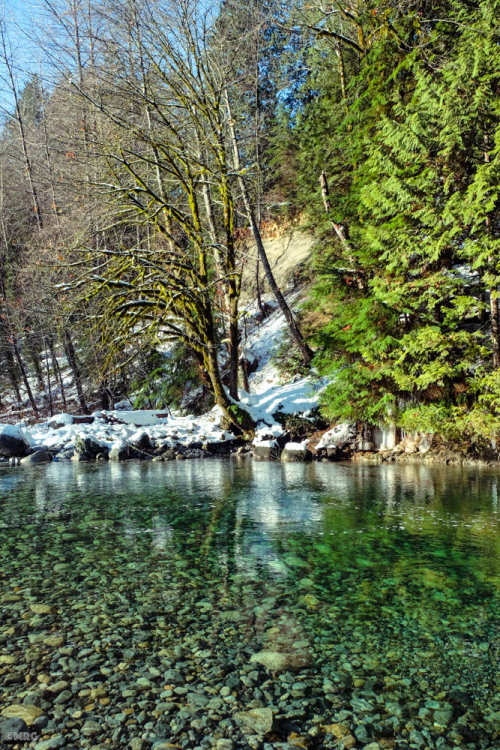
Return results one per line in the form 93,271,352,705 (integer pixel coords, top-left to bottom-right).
29,345,45,389
49,337,68,412
0,25,43,230
240,356,250,393
13,339,39,417
491,292,500,369
204,342,254,435
255,252,266,318
195,125,240,401
45,343,54,417
5,347,21,404
225,94,313,366
319,171,364,291
64,329,89,414
484,135,499,367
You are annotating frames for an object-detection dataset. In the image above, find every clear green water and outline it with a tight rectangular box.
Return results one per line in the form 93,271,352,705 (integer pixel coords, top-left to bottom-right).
0,460,499,749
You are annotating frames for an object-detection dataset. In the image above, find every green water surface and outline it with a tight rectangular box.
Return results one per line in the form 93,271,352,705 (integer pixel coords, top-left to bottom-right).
0,460,498,749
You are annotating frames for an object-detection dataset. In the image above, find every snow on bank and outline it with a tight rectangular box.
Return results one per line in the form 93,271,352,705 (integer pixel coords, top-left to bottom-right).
5,293,324,456
22,369,321,455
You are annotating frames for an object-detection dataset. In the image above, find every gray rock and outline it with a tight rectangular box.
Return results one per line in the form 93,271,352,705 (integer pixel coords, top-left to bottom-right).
1,717,28,741
81,719,101,736
109,443,130,461
253,443,281,461
21,450,52,465
317,423,357,453
203,438,245,455
34,736,66,750
0,426,30,457
73,435,104,460
130,432,152,451
234,707,273,735
419,433,434,454
281,446,312,462
54,449,73,461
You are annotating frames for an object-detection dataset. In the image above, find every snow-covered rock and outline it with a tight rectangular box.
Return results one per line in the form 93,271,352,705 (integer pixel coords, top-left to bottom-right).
0,424,30,457
315,423,357,452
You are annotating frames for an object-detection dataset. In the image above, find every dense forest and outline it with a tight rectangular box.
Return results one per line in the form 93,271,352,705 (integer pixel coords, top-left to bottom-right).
0,0,499,445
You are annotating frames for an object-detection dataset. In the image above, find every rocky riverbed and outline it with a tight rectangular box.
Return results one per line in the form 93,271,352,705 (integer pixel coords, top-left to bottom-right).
0,461,499,750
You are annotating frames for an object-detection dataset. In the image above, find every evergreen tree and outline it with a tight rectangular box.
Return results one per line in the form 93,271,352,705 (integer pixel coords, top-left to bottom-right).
291,0,500,440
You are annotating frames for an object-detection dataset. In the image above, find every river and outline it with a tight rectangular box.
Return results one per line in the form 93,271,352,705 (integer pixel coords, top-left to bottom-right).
0,460,498,749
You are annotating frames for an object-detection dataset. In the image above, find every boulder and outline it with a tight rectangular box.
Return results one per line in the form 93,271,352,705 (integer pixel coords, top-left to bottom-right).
0,424,30,458
129,431,152,452
281,443,312,462
21,450,52,465
418,433,434,454
109,442,130,461
73,435,104,460
307,427,332,454
186,440,203,450
253,440,281,461
54,449,74,461
202,438,245,455
309,422,359,459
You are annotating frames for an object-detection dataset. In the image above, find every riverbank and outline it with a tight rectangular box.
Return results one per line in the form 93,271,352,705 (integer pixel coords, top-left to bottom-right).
2,415,500,468
1,295,499,469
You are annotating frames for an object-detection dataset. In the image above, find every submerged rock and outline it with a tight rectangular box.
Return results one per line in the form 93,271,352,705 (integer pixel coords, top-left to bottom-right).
234,707,273,734
0,717,28,742
250,649,309,671
1,704,43,726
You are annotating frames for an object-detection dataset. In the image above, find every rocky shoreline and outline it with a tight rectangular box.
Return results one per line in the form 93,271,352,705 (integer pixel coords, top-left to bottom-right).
1,417,499,468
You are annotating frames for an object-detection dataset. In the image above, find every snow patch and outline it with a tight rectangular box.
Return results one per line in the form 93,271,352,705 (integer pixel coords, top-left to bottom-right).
48,413,74,426
283,441,308,451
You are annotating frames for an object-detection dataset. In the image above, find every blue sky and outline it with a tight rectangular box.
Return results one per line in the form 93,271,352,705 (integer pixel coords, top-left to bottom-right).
1,0,37,113
3,0,30,28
